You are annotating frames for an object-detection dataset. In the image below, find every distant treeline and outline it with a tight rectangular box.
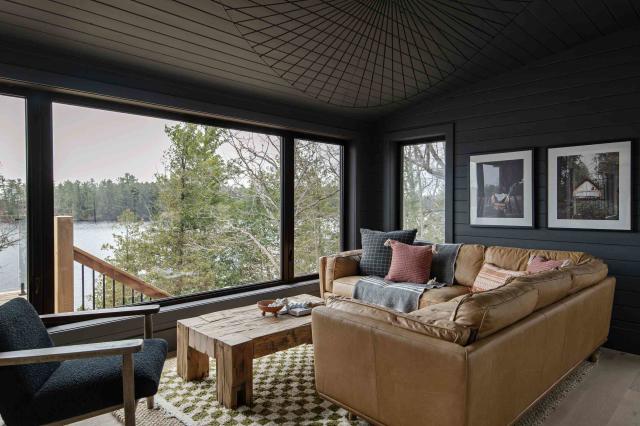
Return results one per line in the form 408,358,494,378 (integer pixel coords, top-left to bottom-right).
54,173,158,221
0,173,159,222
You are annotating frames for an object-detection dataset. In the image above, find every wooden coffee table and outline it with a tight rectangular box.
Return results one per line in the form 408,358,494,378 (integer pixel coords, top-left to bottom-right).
176,294,323,409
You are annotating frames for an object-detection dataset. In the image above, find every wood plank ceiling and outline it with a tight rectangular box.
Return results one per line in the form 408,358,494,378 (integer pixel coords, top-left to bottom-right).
0,0,639,117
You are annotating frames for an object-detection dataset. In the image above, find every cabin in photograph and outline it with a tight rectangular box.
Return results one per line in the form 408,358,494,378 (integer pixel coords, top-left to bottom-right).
573,179,602,199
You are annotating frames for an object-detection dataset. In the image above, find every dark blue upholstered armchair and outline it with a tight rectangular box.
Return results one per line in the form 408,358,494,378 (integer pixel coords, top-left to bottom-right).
0,298,167,426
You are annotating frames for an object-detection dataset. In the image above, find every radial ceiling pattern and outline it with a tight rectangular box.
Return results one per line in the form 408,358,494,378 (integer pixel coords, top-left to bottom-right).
0,0,639,116
221,0,532,107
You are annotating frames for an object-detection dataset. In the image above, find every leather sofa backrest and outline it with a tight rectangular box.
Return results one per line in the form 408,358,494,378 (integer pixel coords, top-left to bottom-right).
454,244,485,287
326,296,472,345
508,269,572,310
484,245,592,271
451,282,538,339
414,282,539,340
566,258,608,294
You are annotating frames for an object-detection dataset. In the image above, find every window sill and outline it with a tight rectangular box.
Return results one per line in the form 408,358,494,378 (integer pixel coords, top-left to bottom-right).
49,280,320,351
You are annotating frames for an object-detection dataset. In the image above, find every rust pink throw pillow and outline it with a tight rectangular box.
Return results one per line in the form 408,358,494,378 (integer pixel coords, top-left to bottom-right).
384,240,433,283
526,255,573,273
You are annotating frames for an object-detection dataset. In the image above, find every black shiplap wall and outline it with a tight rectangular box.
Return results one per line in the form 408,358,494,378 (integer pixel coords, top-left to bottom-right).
382,27,640,355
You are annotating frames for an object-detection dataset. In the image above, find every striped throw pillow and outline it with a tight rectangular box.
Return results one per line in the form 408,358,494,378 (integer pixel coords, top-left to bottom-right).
384,240,433,283
471,263,529,293
526,255,573,274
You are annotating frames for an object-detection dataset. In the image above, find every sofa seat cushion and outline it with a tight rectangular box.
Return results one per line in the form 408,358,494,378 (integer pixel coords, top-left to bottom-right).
332,275,362,297
507,270,572,310
484,246,591,271
326,296,472,345
418,285,470,309
29,338,168,425
331,277,470,309
566,259,608,294
454,244,485,287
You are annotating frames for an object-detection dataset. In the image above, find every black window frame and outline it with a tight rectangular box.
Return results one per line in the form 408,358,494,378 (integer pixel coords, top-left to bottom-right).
384,123,454,243
1,84,348,313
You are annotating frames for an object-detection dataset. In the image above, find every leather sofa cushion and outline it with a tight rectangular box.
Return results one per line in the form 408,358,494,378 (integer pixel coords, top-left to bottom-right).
419,283,538,340
326,296,472,345
484,246,591,271
507,270,572,310
454,244,485,287
566,259,608,294
332,277,470,309
452,283,538,338
418,285,470,309
325,253,361,292
332,275,361,297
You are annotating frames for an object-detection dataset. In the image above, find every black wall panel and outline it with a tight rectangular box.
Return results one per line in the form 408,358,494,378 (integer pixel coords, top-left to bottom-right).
382,27,640,355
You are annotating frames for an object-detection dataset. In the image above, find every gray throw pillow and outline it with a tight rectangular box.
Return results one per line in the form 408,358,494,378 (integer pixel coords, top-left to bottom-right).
360,228,417,277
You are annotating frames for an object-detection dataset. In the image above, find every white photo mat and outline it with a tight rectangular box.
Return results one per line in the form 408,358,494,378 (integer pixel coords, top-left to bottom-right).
548,141,632,230
469,150,534,227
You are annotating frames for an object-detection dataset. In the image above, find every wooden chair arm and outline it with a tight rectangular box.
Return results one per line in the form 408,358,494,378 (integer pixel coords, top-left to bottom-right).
0,339,144,366
40,305,160,327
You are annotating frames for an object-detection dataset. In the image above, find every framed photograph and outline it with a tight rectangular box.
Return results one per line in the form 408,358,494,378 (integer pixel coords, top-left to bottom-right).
548,140,632,231
469,149,534,227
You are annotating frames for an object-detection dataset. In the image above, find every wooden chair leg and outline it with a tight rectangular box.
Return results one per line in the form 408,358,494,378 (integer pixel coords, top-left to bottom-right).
146,396,155,409
123,353,136,426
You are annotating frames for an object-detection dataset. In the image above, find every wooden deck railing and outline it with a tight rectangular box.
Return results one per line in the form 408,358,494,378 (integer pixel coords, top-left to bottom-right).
54,216,171,313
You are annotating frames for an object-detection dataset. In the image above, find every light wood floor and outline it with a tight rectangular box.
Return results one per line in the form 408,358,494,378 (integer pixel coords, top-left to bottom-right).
74,348,640,426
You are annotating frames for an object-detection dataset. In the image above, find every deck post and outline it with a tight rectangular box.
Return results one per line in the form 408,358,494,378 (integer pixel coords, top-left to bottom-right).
54,216,74,313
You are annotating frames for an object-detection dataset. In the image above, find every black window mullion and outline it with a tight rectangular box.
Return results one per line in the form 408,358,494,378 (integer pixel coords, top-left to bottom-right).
26,91,54,314
281,135,295,281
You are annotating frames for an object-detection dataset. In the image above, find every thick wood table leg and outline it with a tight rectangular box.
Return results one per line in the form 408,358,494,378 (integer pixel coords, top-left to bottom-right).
177,322,209,380
215,335,254,409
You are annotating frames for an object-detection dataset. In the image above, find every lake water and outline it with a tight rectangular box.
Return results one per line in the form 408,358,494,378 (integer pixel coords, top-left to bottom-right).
0,221,119,309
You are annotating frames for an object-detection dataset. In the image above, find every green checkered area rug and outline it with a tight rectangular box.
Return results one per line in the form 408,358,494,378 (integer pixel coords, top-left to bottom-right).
113,345,596,426
114,344,365,425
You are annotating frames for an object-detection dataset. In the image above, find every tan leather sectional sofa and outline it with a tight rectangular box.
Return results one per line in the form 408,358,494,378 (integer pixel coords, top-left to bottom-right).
313,244,614,426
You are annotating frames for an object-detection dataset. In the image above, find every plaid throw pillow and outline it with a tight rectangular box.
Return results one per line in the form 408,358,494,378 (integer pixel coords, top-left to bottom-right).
471,263,529,293
360,228,417,277
385,240,433,283
526,255,573,274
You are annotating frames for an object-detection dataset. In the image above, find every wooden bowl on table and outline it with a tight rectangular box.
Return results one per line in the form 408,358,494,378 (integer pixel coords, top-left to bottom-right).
257,300,284,317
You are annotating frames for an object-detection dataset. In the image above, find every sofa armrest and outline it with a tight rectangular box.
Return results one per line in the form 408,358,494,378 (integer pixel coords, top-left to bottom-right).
318,250,362,296
312,307,468,426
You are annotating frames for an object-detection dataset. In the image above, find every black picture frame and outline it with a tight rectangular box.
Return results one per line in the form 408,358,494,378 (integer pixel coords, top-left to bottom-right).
469,148,535,229
546,139,634,232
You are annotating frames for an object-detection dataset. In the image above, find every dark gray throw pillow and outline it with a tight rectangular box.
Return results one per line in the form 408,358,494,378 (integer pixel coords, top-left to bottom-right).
360,228,418,277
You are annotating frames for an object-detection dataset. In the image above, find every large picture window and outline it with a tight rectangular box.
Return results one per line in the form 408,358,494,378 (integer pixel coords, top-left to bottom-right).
294,139,342,276
0,87,346,313
0,94,27,300
402,141,446,243
53,103,283,309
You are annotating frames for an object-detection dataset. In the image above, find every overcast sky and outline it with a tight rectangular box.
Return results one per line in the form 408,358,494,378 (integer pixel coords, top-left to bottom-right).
53,103,177,182
0,95,178,182
0,95,27,180
0,95,278,184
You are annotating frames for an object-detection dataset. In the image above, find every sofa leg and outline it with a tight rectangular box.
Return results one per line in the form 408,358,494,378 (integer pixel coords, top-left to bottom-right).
587,349,600,363
347,411,357,421
146,396,155,409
